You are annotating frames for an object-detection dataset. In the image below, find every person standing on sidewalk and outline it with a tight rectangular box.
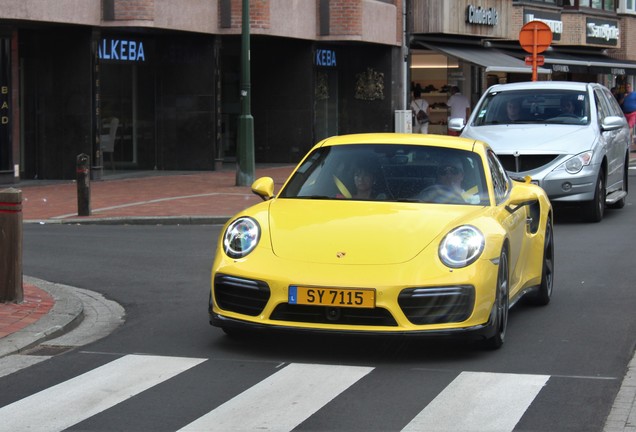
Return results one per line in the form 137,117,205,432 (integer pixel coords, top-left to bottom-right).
411,86,430,134
446,86,471,136
620,83,636,145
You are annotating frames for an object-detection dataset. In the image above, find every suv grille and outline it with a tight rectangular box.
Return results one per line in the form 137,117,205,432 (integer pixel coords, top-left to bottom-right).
214,274,270,316
398,286,474,325
497,154,559,173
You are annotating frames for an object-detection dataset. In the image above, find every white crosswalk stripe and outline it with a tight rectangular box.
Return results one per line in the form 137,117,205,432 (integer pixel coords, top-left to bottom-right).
0,354,206,432
0,355,555,432
402,371,550,432
179,362,373,432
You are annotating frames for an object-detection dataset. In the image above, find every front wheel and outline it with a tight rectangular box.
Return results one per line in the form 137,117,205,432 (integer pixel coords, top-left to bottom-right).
528,217,554,306
608,159,629,210
584,168,605,223
483,247,509,350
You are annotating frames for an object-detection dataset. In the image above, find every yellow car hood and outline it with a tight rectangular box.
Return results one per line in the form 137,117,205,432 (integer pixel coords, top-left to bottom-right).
267,199,482,265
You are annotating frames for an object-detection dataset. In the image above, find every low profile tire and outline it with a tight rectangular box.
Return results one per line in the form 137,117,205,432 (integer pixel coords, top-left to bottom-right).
483,247,509,350
584,168,605,223
528,217,554,306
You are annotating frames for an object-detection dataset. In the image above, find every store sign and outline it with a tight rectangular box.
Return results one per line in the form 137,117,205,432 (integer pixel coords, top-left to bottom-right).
586,18,619,46
552,64,570,73
466,5,498,26
524,9,562,41
1,85,8,126
98,38,146,62
315,49,337,67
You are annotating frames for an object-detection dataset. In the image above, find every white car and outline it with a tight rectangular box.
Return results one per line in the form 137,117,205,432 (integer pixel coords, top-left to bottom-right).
449,81,630,222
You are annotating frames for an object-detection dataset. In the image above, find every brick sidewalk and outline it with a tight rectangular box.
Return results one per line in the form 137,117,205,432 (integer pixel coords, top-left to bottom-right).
0,285,54,338
18,165,295,221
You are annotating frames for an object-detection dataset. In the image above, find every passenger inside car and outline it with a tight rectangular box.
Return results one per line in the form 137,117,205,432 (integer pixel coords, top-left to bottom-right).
503,98,523,123
560,96,580,117
417,157,468,204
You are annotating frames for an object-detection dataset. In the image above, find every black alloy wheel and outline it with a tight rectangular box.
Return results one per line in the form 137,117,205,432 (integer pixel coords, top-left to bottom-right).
484,246,509,350
584,168,605,223
528,217,554,306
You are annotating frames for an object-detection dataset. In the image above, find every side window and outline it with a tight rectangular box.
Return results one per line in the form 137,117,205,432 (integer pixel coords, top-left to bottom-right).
601,87,623,117
594,89,610,124
487,150,509,204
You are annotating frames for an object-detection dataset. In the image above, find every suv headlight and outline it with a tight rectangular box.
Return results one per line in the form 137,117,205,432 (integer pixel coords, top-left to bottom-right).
223,217,260,258
439,225,485,268
563,151,592,174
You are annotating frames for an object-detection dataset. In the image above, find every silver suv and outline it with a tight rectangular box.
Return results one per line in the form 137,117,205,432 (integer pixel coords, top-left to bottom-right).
449,81,630,222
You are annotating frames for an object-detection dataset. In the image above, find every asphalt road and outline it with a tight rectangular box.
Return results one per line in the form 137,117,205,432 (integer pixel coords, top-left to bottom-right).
1,184,635,431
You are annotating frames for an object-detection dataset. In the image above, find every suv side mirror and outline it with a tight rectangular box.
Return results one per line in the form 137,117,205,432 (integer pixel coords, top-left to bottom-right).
601,115,627,132
448,117,466,132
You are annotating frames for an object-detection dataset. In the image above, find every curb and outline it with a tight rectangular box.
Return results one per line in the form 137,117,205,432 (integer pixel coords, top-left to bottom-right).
0,277,84,358
23,216,232,226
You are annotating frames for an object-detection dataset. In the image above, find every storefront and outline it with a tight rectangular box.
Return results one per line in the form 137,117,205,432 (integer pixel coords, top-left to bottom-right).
409,1,544,134
0,32,12,183
98,32,218,174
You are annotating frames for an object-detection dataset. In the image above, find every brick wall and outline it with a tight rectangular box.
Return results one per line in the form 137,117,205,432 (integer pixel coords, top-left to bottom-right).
113,0,155,21
328,0,362,36
229,0,270,30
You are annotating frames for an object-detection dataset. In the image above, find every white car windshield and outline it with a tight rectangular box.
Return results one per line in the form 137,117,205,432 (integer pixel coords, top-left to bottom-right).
473,89,590,126
279,144,489,205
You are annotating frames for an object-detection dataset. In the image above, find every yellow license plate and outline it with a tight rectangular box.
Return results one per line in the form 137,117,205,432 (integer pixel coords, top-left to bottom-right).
288,286,375,308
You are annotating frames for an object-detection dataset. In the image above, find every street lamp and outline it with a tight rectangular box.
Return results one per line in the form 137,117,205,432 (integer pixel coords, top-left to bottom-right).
236,0,255,186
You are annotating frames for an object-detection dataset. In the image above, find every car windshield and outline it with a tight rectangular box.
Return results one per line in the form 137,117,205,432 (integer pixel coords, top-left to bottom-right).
472,89,590,126
279,144,489,205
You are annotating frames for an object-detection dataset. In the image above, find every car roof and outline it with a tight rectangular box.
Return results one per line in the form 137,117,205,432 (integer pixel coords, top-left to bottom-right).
316,133,480,151
486,81,596,93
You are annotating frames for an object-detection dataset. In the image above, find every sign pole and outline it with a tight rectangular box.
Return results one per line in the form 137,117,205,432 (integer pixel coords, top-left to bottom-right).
236,0,255,186
519,21,552,82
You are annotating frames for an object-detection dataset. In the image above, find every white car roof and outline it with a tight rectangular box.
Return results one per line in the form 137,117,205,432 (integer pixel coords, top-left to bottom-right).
486,81,594,93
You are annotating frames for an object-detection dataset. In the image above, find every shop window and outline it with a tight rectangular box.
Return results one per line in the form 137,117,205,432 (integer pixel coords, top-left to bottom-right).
618,0,636,13
565,0,616,10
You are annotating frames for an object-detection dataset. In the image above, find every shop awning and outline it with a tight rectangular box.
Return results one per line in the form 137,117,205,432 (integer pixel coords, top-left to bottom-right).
416,43,552,75
539,52,636,75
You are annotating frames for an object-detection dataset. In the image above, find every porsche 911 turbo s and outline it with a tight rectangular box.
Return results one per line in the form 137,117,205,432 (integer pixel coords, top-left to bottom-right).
209,133,554,349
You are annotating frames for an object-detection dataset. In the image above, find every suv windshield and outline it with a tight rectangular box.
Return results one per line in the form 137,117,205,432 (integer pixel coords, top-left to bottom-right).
473,89,590,126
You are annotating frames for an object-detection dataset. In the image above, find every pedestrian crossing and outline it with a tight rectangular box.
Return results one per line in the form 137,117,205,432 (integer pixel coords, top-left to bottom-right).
0,353,557,432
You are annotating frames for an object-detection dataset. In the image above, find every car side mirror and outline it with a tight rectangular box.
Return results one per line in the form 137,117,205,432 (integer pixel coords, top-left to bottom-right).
251,177,275,201
506,179,538,214
448,117,465,132
601,115,626,132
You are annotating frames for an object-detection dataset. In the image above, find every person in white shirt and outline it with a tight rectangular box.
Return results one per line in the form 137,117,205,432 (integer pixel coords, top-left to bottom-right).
446,86,471,135
410,87,430,134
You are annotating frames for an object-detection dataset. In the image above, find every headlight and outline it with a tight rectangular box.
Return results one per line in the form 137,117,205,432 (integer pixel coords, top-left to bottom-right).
439,225,485,268
223,217,260,258
563,151,592,174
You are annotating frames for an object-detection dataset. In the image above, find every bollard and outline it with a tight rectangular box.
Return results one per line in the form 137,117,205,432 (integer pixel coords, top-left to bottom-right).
76,153,91,216
0,188,23,303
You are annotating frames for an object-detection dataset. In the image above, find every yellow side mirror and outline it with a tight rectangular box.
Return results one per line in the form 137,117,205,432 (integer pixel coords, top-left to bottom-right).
251,177,275,201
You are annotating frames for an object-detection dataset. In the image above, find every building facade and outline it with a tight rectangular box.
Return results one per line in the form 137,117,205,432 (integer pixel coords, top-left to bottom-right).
0,0,404,182
408,0,636,133
2,0,636,182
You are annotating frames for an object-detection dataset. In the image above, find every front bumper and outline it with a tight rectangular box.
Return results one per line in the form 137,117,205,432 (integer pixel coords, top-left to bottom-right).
517,164,599,202
209,311,498,341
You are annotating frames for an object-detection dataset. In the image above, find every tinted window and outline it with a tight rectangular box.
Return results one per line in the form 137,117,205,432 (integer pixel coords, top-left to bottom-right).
487,150,510,204
279,144,489,205
473,89,590,126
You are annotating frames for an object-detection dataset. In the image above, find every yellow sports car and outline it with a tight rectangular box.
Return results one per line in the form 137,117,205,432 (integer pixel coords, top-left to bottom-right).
209,133,554,349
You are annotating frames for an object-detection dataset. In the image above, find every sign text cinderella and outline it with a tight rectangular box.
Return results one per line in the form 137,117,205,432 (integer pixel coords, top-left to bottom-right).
98,38,146,62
